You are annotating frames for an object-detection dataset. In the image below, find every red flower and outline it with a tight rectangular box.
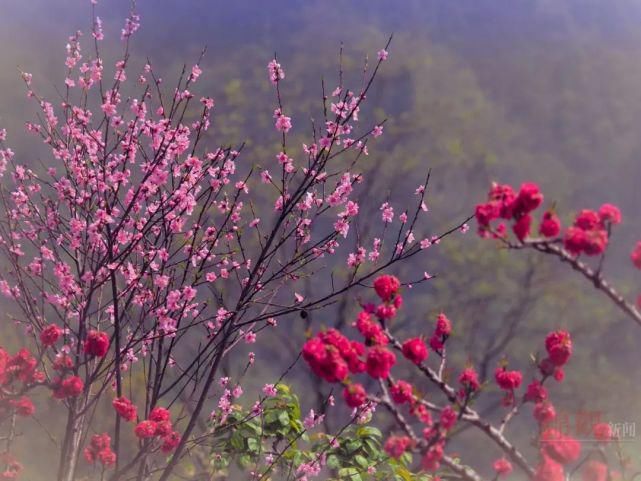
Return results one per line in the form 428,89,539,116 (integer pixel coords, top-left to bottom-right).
631,241,641,269
134,420,157,439
495,367,523,390
421,443,444,471
540,211,561,237
10,397,35,417
524,380,548,403
598,203,621,225
40,324,62,347
435,313,452,336
458,367,481,394
97,448,116,467
84,433,116,468
355,311,388,346
513,182,543,216
84,330,110,358
365,346,396,379
302,336,349,383
375,304,397,320
493,458,513,477
53,375,84,399
583,229,608,256
401,337,428,365
512,213,531,241
540,428,581,464
390,380,413,404
411,403,433,425
149,406,171,423
373,275,401,302
574,209,601,230
488,183,517,219
113,396,137,422
534,455,565,481
154,420,173,437
533,402,556,424
592,422,612,443
545,330,572,366
161,431,181,453
440,405,457,430
564,226,587,255
384,435,411,459
343,383,367,408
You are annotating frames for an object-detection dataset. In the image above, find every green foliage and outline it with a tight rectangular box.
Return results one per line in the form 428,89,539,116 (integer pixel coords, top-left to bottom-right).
204,384,430,481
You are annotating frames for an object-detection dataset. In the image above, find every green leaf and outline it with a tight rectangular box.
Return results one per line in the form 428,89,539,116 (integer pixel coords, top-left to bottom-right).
327,454,340,469
278,411,290,426
357,426,382,439
246,437,259,452
353,455,368,468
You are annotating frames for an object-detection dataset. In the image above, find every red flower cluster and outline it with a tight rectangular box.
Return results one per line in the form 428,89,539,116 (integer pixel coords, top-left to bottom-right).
390,380,414,404
495,364,523,406
133,407,180,452
495,366,523,391
533,402,556,425
52,375,84,399
302,329,365,383
401,337,428,365
373,274,401,302
476,181,623,256
343,383,367,408
540,428,581,464
540,210,561,238
355,311,388,346
366,346,396,379
532,428,582,481
544,330,572,367
113,396,137,422
563,209,611,256
83,433,116,468
384,435,412,459
0,456,22,480
0,348,41,386
592,422,612,443
475,182,543,240
458,367,480,399
429,313,451,354
0,347,43,419
39,324,62,347
84,330,110,358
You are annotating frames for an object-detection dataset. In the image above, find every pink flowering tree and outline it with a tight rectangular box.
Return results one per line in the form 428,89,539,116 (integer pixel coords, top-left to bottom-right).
0,4,476,481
